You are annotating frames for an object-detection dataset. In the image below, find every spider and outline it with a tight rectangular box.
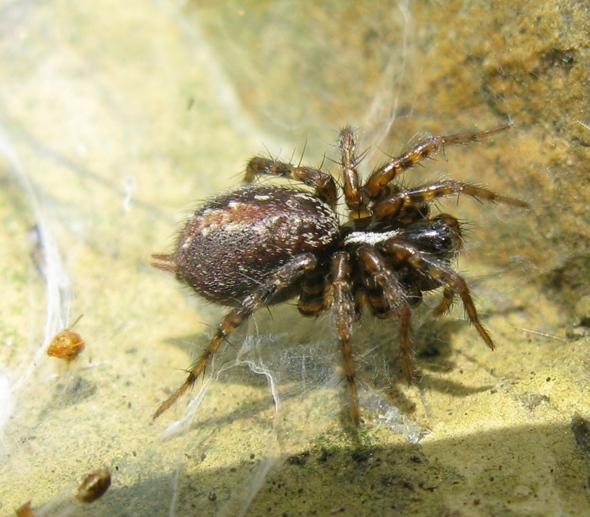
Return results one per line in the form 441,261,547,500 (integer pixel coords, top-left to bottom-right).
151,123,529,425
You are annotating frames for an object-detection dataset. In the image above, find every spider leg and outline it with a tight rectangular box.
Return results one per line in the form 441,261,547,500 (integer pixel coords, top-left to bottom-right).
331,252,362,425
153,253,318,420
298,267,327,316
379,240,494,350
432,287,455,316
339,126,370,218
356,245,414,382
245,156,337,209
373,180,530,220
363,123,512,200
151,253,177,274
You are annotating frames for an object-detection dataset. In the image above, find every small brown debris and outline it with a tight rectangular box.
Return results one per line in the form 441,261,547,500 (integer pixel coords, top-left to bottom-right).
76,466,111,503
47,315,85,363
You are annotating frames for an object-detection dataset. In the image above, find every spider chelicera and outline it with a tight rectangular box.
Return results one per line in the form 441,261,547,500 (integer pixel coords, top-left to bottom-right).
152,123,529,425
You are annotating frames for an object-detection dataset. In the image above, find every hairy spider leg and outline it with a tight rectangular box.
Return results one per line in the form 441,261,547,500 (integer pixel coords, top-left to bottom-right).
153,253,318,420
331,252,361,425
363,123,513,200
338,126,370,218
298,267,327,316
245,156,338,209
379,240,495,351
373,179,530,220
432,287,456,316
356,246,414,382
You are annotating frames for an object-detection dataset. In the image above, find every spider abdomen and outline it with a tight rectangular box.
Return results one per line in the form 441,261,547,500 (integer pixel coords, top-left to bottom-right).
155,185,339,306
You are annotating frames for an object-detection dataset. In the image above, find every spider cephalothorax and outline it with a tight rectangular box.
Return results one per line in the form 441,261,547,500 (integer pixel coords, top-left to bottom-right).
152,123,529,425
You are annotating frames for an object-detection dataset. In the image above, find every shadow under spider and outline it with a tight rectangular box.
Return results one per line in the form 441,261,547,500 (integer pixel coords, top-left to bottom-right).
157,298,523,432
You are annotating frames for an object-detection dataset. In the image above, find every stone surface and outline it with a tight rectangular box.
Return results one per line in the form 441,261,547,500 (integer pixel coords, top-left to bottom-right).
0,1,588,516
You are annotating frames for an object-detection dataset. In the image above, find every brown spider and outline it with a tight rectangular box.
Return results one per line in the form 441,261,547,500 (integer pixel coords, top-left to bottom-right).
151,123,529,425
